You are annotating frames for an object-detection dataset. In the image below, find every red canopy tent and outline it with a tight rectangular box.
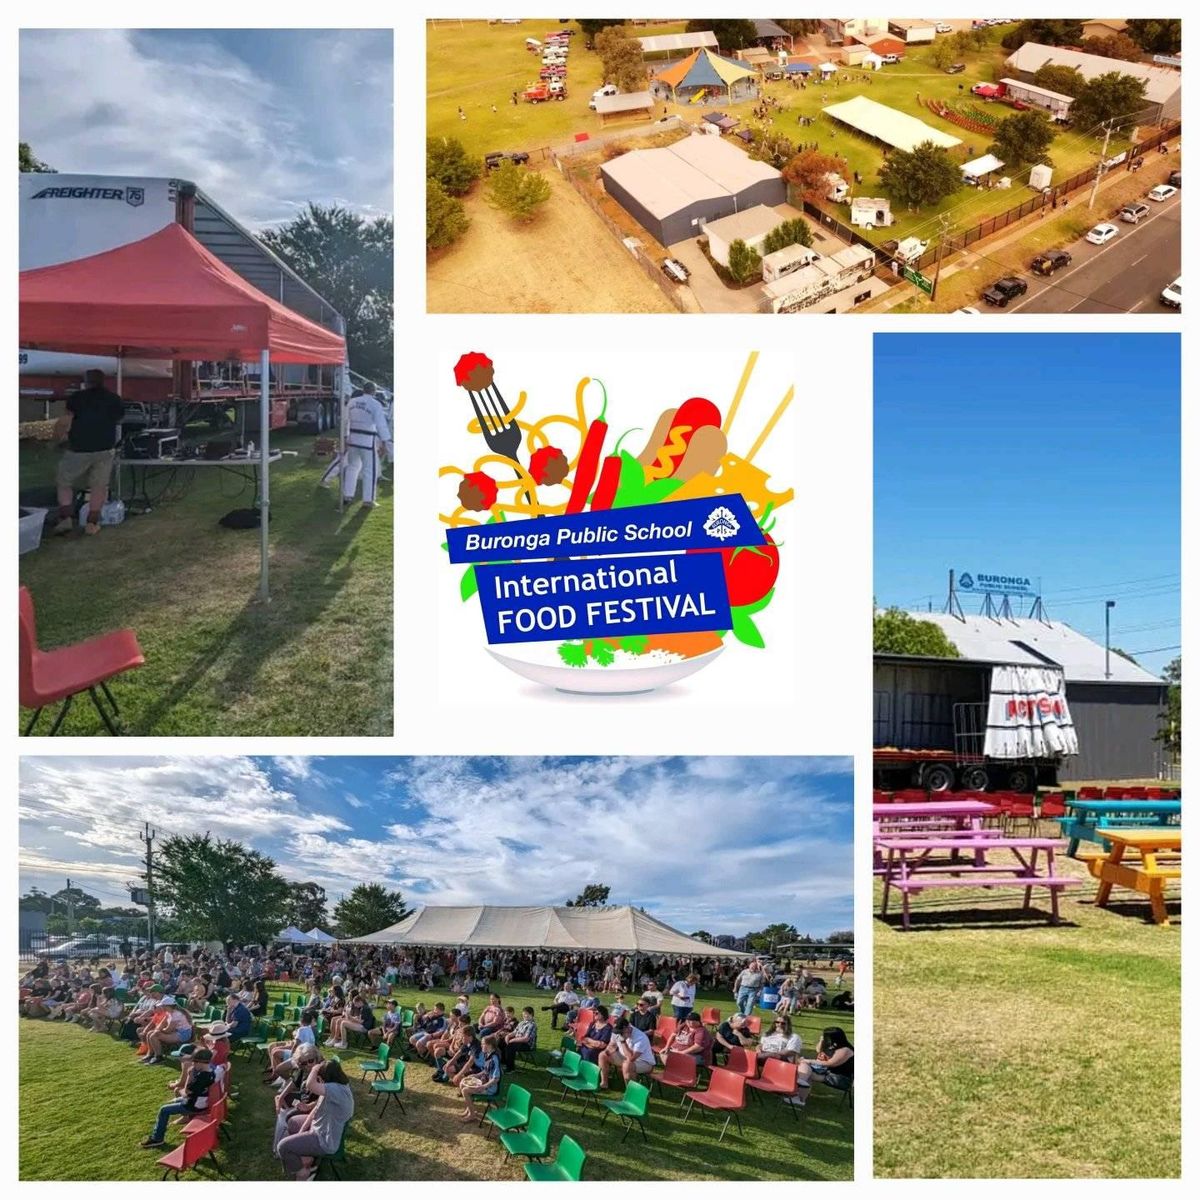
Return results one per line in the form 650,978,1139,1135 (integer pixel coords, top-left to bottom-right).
19,224,347,600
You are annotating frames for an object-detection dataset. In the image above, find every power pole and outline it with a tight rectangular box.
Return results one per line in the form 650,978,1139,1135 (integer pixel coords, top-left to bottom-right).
929,212,952,301
140,822,157,952
1088,120,1114,210
65,878,75,934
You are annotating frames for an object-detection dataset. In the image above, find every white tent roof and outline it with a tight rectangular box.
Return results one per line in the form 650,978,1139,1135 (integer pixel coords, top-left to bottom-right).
962,153,1004,179
638,31,718,55
275,925,316,943
900,612,1164,685
305,928,337,943
824,94,962,152
342,905,749,957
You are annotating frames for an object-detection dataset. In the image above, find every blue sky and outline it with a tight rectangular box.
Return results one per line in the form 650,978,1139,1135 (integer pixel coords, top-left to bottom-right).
20,28,392,228
874,333,1180,677
18,756,853,938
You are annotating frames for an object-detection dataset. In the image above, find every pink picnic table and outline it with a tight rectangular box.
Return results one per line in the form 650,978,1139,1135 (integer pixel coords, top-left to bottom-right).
877,834,1077,930
873,800,1001,870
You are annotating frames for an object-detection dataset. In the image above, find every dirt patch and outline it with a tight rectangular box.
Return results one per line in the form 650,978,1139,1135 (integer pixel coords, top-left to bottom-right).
427,166,674,314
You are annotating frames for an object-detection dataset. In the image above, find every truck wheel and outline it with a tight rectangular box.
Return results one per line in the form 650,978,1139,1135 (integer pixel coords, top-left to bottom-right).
960,765,989,792
1007,766,1034,793
924,764,955,793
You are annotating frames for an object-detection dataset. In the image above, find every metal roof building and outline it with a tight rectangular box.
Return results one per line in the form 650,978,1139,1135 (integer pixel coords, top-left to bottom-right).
600,135,786,247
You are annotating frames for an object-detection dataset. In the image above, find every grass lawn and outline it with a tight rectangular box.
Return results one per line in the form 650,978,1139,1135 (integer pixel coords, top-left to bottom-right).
874,849,1180,1178
18,429,392,736
20,981,854,1180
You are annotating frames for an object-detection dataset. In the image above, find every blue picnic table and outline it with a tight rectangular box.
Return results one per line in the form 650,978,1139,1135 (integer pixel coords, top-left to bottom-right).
1059,799,1182,858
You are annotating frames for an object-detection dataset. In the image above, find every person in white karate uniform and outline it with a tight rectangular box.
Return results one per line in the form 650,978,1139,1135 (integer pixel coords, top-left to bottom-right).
341,382,393,508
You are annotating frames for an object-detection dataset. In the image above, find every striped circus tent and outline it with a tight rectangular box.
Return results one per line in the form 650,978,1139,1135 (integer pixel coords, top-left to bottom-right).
653,47,760,103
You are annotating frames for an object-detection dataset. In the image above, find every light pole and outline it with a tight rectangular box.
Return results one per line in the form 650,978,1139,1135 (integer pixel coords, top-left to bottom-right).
1105,600,1115,679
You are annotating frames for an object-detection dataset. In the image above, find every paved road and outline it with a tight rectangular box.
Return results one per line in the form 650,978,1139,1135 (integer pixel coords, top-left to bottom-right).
1005,193,1181,314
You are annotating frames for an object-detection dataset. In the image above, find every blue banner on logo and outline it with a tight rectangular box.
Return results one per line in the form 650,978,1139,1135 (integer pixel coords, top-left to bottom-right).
474,552,732,645
446,495,762,565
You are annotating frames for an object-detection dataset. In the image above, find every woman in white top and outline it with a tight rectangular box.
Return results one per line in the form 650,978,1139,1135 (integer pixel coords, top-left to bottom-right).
758,1014,805,1063
668,974,698,1020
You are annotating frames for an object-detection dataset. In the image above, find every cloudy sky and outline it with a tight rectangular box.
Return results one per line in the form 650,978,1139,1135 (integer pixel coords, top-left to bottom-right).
19,757,853,938
19,28,392,229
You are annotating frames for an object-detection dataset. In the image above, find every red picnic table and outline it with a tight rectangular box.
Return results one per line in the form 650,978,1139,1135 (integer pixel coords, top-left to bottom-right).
877,834,1077,931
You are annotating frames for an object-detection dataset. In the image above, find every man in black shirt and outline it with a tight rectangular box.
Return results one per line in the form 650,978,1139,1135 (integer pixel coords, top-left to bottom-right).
53,369,125,536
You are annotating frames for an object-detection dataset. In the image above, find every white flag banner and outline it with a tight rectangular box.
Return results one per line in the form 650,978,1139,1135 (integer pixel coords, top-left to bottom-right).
984,665,1079,759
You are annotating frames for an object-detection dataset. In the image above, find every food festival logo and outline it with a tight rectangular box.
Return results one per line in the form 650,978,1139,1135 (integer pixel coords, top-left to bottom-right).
440,350,793,690
125,186,145,207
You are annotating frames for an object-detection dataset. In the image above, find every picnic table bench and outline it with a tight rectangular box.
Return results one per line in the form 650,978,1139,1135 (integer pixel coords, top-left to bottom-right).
877,835,1076,931
1059,799,1181,858
1086,828,1182,926
874,800,1000,872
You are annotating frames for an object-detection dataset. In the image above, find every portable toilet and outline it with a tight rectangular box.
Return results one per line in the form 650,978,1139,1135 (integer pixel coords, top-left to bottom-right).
1029,163,1053,192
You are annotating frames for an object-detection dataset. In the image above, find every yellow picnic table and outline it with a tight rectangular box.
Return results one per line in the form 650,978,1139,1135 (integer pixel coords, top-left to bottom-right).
1087,828,1182,926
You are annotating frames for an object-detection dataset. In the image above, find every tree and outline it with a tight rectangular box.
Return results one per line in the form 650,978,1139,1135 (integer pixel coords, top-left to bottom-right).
782,147,849,204
19,887,53,913
749,132,795,171
152,833,290,945
261,204,393,385
577,18,624,45
426,136,482,197
1001,20,1083,51
878,141,961,210
761,217,813,255
826,931,854,945
1070,72,1148,135
1125,19,1182,55
19,142,55,173
485,160,552,223
726,238,762,285
427,177,469,251
745,922,799,953
1156,657,1181,757
332,884,412,937
777,20,821,38
1032,63,1086,98
594,25,647,93
286,881,329,931
1080,33,1145,63
873,608,961,657
990,110,1055,166
687,19,758,53
690,930,714,942
565,883,611,908
930,39,958,71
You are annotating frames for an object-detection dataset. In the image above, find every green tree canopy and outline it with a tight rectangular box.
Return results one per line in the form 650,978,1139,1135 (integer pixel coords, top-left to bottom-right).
426,136,481,197
485,159,552,222
1156,656,1181,756
577,18,624,42
152,833,290,945
427,177,469,251
1001,20,1083,51
990,110,1055,166
826,930,854,945
745,922,799,952
19,142,55,172
594,25,648,92
873,608,962,657
761,217,813,255
260,204,393,385
688,19,758,53
1080,33,1145,62
332,883,412,937
1032,63,1086,98
1070,71,1148,134
878,141,961,210
565,883,611,908
285,882,329,931
726,238,763,285
1125,19,1182,55
930,39,958,71
782,147,849,204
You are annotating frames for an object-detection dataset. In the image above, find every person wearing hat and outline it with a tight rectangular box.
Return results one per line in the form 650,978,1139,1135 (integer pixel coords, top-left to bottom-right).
140,1047,222,1149
167,1021,232,1095
139,996,193,1065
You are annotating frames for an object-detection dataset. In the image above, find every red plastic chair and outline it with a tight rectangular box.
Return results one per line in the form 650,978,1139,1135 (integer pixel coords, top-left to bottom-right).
683,1067,747,1141
651,1016,677,1053
894,789,928,801
700,1006,721,1027
19,586,144,735
725,1046,758,1081
743,1016,762,1036
652,1050,697,1103
182,1090,228,1139
156,1119,220,1180
1078,787,1103,799
872,790,893,804
747,1057,802,1121
1007,795,1036,835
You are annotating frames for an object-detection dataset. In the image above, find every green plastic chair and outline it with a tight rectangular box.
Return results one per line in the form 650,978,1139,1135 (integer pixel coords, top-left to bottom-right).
546,1049,581,1082
524,1134,586,1181
485,1083,531,1138
501,1106,552,1163
562,1059,601,1112
314,1124,347,1180
401,1008,416,1029
371,1060,406,1116
601,1079,650,1143
272,1003,286,1021
280,992,292,1006
560,1035,577,1054
359,1041,390,1084
239,1019,269,1061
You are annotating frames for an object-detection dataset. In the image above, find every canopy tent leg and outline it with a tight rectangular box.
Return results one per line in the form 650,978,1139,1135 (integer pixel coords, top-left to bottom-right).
259,349,271,602
116,346,123,395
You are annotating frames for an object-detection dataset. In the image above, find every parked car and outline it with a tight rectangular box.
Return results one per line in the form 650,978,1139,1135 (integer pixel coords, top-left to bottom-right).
37,935,112,960
955,306,982,314
661,257,690,283
946,63,966,74
936,22,953,33
881,53,901,64
589,83,618,110
1086,222,1119,245
1160,277,1182,309
981,276,1028,306
1119,202,1150,224
1147,183,1177,202
1167,169,1181,188
1031,248,1071,275
485,151,531,169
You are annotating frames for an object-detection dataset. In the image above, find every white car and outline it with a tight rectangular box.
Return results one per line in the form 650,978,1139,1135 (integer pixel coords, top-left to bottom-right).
956,306,982,314
1147,184,1178,202
935,23,952,33
1161,277,1181,309
1085,222,1119,245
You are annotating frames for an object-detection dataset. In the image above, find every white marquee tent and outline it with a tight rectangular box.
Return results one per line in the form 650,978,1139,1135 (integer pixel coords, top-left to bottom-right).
824,94,963,152
275,925,316,944
342,905,749,958
305,928,337,943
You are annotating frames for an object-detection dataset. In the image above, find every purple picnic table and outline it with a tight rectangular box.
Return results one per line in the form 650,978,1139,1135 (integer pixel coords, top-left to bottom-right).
877,834,1077,930
874,800,1001,870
